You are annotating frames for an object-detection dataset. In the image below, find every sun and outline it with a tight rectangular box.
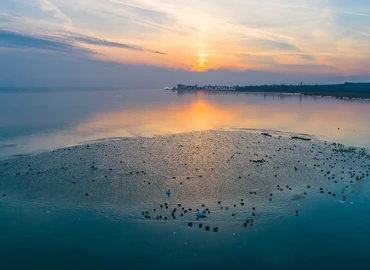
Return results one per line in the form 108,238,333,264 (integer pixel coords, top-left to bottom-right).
196,49,208,72
196,61,207,72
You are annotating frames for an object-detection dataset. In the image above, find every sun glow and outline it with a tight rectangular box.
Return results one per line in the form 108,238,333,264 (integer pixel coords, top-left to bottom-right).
195,38,210,72
196,49,208,72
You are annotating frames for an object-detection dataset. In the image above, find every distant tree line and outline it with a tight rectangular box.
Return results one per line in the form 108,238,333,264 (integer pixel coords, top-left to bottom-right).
235,82,370,98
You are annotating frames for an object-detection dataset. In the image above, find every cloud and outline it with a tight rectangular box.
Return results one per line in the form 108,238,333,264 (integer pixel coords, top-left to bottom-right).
1,0,370,76
0,29,166,56
104,0,188,36
300,54,315,61
65,33,166,55
0,11,21,22
0,29,92,54
109,0,161,13
265,40,299,52
240,37,299,52
342,11,370,17
0,12,12,23
38,0,72,24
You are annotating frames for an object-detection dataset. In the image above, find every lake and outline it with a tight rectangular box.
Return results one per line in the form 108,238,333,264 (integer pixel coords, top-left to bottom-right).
1,88,370,159
1,88,370,270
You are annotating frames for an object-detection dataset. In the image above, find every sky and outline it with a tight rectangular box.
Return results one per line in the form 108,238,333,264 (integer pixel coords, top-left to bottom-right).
1,0,370,87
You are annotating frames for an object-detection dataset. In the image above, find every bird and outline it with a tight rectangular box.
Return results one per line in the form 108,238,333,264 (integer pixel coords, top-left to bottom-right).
196,209,207,218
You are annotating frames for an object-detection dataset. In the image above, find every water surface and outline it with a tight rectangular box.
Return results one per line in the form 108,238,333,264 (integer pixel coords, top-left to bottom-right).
1,88,370,159
1,88,370,269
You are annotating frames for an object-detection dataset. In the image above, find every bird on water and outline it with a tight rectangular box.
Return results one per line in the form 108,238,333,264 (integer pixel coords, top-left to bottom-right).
196,209,207,218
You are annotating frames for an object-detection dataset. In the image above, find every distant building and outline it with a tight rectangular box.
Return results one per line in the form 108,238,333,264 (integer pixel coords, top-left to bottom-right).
175,84,236,91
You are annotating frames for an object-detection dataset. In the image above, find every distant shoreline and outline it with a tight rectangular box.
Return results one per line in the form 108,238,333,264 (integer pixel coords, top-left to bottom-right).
174,82,370,99
236,82,370,99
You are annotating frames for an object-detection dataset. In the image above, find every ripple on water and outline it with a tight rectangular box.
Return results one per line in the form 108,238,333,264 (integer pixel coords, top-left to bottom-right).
0,130,369,227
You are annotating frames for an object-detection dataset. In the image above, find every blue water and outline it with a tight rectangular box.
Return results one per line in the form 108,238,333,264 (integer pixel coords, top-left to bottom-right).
1,88,370,269
1,88,370,159
1,195,370,269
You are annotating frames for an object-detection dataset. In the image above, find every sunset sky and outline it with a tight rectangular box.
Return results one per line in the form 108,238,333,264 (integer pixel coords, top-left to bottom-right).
1,0,370,87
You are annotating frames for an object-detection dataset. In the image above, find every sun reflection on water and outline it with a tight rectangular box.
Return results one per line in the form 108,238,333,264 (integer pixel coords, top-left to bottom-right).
71,93,370,150
3,91,370,160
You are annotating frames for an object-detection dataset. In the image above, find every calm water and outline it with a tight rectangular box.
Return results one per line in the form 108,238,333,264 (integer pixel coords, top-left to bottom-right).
1,88,370,159
1,88,370,270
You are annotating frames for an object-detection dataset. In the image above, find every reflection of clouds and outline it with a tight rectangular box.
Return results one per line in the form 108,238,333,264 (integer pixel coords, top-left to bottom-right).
2,93,370,160
74,99,239,135
73,95,370,147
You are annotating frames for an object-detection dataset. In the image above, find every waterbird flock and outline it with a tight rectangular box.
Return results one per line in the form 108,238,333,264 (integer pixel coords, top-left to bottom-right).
1,130,370,233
